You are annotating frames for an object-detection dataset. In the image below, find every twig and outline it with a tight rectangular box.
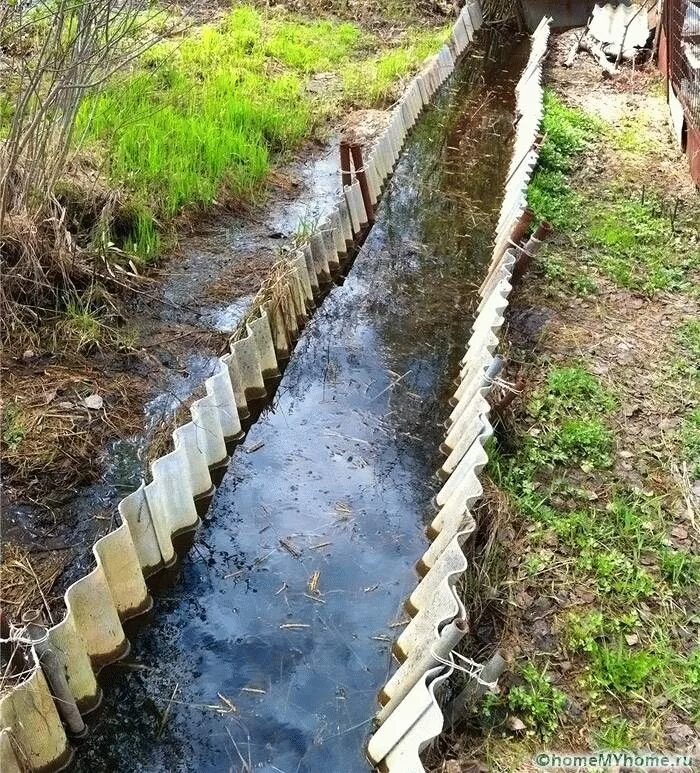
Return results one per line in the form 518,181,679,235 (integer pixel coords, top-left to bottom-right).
157,683,179,738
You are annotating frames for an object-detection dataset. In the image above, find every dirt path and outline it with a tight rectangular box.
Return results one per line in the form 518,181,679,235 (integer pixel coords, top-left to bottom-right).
428,30,699,773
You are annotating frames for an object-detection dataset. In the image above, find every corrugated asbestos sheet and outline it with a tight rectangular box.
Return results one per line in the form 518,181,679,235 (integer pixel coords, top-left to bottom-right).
366,17,552,773
589,3,650,59
0,4,485,772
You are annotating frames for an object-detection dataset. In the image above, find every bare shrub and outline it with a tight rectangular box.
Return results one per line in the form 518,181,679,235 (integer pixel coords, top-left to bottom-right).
0,0,179,347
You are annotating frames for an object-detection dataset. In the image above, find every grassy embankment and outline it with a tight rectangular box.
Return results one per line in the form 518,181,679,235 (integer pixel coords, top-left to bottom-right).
1,4,448,497
76,4,448,260
453,89,699,767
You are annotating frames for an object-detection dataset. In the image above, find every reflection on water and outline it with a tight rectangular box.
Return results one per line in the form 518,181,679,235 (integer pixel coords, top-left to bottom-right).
73,30,528,773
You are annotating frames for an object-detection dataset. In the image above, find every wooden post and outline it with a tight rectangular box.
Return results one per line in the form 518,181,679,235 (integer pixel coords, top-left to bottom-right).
339,141,352,188
349,143,375,224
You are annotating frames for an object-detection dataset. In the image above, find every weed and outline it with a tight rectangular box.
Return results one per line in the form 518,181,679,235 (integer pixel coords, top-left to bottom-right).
564,611,606,654
571,273,598,296
577,547,655,601
594,717,635,749
611,113,657,155
676,320,700,361
1,405,27,451
506,663,568,740
589,645,664,694
659,548,700,588
556,418,613,468
60,295,104,351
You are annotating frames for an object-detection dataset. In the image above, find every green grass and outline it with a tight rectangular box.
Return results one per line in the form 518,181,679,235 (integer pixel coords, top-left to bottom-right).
587,193,694,294
59,293,105,351
677,320,700,361
1,404,28,452
527,91,600,230
77,5,445,259
491,359,699,739
594,717,636,749
342,27,448,106
517,366,616,471
528,93,700,295
680,408,700,478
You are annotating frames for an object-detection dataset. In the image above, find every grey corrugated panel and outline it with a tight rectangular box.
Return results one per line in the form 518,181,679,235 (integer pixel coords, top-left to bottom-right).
589,3,650,58
368,16,551,773
367,665,454,772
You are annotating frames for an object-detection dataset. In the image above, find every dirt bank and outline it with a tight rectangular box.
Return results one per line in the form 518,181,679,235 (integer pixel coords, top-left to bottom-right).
427,29,699,773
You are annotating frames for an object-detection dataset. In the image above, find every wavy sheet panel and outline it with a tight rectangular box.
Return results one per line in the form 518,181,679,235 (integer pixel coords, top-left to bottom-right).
0,5,484,771
367,17,551,773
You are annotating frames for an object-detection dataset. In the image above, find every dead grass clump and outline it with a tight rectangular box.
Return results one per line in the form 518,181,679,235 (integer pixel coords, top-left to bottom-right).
233,257,301,342
0,544,68,626
145,400,192,470
1,365,144,501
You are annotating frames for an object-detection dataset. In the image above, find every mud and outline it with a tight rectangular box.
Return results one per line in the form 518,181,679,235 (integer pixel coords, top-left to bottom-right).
69,30,528,773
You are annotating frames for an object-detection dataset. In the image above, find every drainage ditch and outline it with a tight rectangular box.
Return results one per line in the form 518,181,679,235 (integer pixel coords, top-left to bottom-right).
72,30,528,773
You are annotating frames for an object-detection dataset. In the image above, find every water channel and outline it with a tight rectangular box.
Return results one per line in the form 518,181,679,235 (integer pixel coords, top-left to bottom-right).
73,30,528,773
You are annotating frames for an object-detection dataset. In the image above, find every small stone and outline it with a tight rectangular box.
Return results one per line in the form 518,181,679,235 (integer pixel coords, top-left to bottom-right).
668,723,694,746
58,401,74,410
83,394,104,410
506,716,526,732
625,634,639,646
671,525,689,541
22,349,35,360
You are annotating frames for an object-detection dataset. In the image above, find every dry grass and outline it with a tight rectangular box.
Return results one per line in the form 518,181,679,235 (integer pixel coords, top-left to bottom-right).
1,364,145,501
0,544,68,626
233,257,304,343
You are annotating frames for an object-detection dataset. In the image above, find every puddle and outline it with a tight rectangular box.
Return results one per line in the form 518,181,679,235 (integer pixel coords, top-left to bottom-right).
72,31,528,773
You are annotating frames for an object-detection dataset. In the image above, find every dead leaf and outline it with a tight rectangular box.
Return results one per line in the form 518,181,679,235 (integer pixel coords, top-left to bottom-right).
83,394,104,410
671,525,688,540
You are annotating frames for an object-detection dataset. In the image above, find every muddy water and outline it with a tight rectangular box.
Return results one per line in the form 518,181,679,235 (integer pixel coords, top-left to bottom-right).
74,32,527,773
